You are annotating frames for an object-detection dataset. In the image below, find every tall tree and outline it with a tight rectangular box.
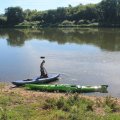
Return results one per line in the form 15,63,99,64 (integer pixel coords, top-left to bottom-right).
5,7,24,25
98,0,118,24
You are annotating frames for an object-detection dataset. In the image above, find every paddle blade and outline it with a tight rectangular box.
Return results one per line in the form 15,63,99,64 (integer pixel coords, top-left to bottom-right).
40,56,45,59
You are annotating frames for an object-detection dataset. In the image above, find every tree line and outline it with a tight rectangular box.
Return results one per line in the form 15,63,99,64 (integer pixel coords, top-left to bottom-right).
0,0,120,27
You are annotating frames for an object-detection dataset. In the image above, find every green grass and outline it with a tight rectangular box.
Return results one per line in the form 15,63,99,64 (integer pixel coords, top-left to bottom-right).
0,84,119,120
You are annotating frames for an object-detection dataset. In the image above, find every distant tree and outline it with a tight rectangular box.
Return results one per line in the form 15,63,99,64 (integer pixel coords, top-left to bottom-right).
97,0,120,25
56,7,67,22
5,7,24,25
24,9,31,21
2,0,120,27
43,10,56,23
83,4,98,21
66,4,98,22
25,9,38,21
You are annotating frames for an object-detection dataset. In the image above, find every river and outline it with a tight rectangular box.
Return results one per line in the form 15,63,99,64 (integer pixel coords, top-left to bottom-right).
0,28,120,97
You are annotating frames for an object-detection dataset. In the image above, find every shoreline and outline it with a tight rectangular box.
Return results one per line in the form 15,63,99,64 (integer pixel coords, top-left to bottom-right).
1,24,120,29
0,82,120,119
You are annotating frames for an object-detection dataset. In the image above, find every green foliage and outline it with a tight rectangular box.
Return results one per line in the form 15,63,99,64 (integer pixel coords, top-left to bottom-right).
56,97,66,109
16,21,40,28
43,93,94,114
5,7,24,25
98,0,120,26
104,96,120,112
95,96,120,114
43,98,57,110
24,9,38,21
1,0,120,27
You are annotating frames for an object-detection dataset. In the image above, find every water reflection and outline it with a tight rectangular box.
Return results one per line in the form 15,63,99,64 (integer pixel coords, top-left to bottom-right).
0,28,120,51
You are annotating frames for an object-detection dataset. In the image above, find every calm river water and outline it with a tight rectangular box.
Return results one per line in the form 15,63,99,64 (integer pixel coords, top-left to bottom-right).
0,28,120,97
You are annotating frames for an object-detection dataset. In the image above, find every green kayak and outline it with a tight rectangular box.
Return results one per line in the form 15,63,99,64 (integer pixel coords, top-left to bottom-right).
25,84,108,93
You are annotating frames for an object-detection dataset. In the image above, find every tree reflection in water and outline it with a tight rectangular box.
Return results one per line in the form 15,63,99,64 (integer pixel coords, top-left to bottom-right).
0,28,120,51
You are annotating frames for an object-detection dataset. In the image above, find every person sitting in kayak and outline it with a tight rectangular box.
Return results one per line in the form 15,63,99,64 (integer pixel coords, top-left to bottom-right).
40,60,48,78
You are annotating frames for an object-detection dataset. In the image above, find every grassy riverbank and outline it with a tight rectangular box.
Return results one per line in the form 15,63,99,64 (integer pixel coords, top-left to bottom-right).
0,83,120,120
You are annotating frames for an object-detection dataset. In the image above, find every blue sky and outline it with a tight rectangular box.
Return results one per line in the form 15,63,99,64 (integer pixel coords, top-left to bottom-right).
0,0,101,13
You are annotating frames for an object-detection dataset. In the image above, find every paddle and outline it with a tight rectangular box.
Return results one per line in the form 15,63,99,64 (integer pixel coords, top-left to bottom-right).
40,56,45,59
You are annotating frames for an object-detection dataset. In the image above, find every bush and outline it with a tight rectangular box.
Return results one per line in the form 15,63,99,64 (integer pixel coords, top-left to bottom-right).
43,98,57,110
56,97,66,109
104,96,120,112
61,20,75,26
0,17,7,26
16,21,40,28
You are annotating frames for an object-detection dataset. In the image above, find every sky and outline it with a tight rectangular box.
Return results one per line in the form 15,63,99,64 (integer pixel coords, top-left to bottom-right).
0,0,101,14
